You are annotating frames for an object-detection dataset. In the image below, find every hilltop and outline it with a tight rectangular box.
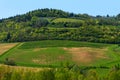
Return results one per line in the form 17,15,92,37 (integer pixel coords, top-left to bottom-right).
0,8,120,43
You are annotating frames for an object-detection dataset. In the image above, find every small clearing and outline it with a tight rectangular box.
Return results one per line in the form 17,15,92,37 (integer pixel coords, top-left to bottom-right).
64,47,108,64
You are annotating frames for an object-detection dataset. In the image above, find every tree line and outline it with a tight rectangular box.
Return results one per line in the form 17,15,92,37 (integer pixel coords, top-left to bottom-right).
1,26,120,44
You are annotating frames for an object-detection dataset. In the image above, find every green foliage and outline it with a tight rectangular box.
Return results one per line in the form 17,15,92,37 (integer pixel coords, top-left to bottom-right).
10,71,21,80
31,16,49,28
1,65,120,80
85,70,99,80
1,25,120,43
55,71,69,80
4,32,11,42
40,70,55,80
4,58,16,66
108,70,120,80
0,8,120,43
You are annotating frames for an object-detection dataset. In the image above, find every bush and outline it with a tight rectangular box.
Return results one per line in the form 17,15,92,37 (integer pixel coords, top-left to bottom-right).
4,58,16,66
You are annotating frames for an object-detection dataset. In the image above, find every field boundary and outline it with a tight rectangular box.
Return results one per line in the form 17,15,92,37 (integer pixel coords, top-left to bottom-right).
0,41,119,68
0,43,21,58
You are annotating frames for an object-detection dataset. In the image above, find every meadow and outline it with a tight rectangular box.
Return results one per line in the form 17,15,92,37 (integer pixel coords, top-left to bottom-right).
0,40,120,69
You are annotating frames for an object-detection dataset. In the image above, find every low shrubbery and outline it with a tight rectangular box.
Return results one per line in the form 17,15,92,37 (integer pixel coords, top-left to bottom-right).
4,58,16,66
0,65,120,80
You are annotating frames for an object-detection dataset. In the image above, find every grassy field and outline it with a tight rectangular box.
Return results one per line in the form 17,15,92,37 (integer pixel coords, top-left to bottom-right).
0,40,120,68
19,40,109,49
52,18,84,23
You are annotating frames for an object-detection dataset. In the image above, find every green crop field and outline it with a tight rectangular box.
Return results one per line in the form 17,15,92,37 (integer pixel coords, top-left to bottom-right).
52,18,84,23
0,40,120,69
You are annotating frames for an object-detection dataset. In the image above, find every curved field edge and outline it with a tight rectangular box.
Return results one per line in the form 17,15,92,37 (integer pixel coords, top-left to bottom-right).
0,40,120,68
18,40,110,49
19,43,120,67
101,45,120,66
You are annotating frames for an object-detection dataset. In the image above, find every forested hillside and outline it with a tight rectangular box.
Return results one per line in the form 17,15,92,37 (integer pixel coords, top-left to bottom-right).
1,8,120,43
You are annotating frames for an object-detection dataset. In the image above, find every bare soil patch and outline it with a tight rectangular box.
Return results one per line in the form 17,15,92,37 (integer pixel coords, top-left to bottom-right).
32,54,48,64
63,47,108,64
0,43,18,55
32,54,66,64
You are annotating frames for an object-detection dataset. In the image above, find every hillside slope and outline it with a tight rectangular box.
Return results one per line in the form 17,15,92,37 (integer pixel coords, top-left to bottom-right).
0,8,120,43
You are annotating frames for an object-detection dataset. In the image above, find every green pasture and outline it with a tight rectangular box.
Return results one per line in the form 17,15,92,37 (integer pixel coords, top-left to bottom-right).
0,40,120,69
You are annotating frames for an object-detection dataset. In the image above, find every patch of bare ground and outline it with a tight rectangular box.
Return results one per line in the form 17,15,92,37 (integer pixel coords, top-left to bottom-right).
63,47,108,64
0,43,18,55
32,54,48,64
32,54,65,64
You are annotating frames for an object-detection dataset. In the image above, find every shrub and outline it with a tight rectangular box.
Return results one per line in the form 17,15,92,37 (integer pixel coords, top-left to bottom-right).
4,58,16,66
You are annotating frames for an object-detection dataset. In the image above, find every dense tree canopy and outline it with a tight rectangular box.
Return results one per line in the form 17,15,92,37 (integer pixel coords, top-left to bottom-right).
0,8,120,43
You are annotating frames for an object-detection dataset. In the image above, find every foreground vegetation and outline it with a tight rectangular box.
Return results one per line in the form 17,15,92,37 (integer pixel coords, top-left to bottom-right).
0,64,120,80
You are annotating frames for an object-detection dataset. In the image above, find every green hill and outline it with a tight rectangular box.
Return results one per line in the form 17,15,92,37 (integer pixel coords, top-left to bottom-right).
0,8,120,43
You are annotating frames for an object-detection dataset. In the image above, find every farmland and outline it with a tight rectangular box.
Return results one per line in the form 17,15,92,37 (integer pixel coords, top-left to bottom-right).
52,18,84,23
1,6,120,80
0,40,120,68
0,43,18,55
0,40,120,79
